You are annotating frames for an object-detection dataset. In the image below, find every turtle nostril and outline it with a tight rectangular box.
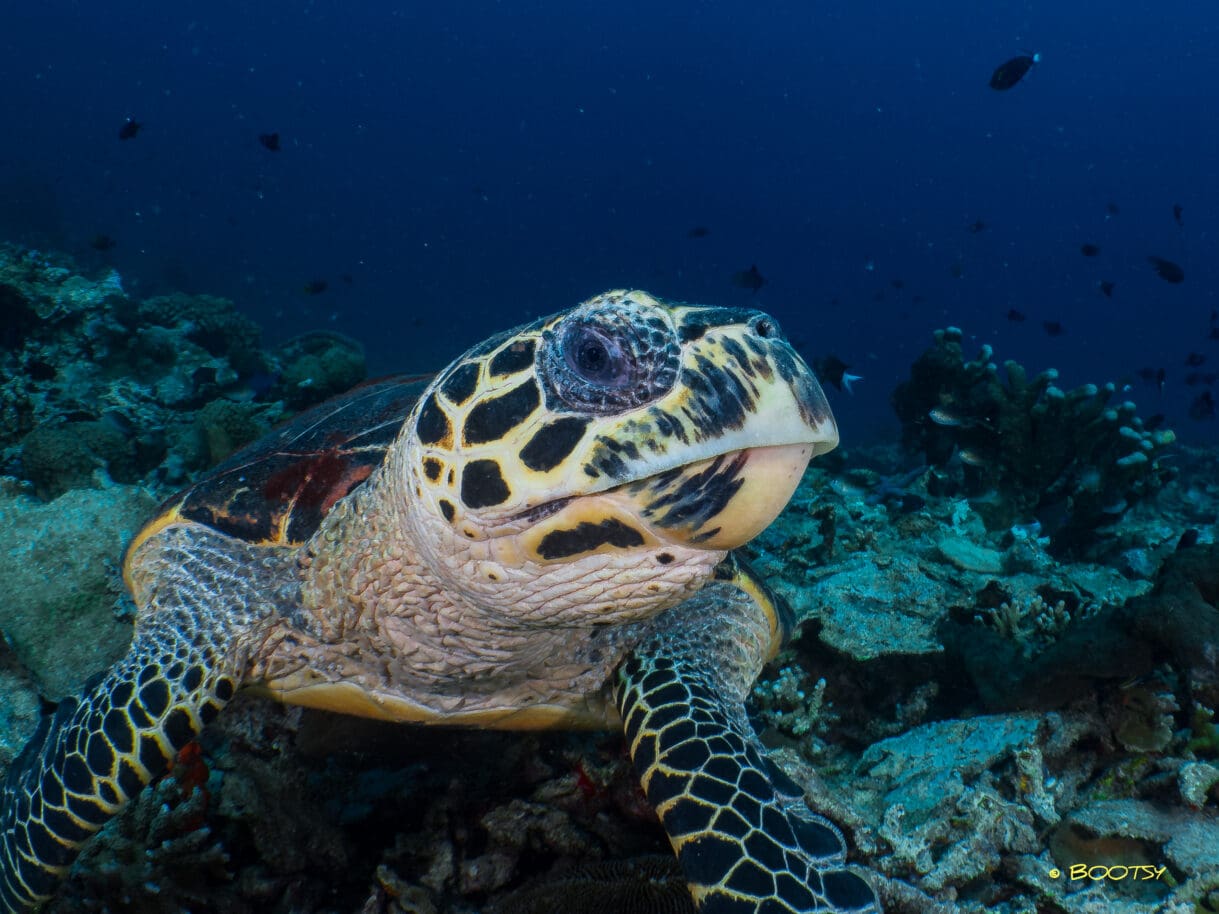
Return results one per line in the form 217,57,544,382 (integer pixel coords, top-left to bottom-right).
751,316,780,340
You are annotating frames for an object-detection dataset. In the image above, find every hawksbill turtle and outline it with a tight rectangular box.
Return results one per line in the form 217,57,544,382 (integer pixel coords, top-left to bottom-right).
0,290,880,913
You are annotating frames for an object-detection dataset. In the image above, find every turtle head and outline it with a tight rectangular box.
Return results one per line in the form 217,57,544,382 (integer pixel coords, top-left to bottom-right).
398,290,837,624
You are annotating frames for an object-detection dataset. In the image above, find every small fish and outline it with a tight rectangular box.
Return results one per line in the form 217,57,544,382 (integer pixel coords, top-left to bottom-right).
957,447,989,468
1042,320,1064,337
813,355,862,394
1080,243,1100,257
1098,280,1115,298
968,219,987,234
1186,352,1207,367
1105,201,1120,219
687,226,710,238
731,264,767,292
989,53,1040,91
1173,203,1184,227
302,279,329,295
1185,372,1218,387
1148,256,1184,284
890,278,905,290
118,117,142,140
928,406,966,427
1007,308,1026,322
258,132,281,151
1189,390,1216,420
90,234,117,251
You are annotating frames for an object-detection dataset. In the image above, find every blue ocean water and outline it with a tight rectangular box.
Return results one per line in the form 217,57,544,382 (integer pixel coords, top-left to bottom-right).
1,0,1215,442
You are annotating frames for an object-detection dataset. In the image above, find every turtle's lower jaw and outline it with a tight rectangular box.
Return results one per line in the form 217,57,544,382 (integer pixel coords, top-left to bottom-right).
614,443,815,550
501,443,813,564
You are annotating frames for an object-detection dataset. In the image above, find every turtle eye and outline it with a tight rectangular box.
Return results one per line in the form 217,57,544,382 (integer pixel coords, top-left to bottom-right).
564,324,630,388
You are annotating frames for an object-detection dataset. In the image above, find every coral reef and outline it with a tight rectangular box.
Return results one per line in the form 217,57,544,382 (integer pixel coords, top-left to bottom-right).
0,479,155,699
892,327,1176,557
0,242,365,497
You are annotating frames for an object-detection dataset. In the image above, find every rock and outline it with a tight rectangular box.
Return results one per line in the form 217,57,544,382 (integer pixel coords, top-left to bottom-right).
784,553,951,660
1063,799,1219,876
936,534,1004,574
0,479,154,697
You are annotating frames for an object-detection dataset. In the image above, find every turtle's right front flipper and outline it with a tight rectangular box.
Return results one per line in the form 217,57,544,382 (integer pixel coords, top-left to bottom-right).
614,568,880,914
0,527,279,913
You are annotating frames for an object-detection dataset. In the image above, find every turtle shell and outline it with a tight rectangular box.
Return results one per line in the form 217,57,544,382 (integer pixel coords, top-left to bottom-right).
127,375,430,566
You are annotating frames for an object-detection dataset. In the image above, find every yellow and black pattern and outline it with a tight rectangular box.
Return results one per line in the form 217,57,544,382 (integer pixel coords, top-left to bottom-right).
613,577,880,913
0,527,281,914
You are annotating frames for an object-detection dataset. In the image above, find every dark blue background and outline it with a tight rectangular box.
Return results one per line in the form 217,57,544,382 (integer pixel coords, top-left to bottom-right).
2,1,1215,442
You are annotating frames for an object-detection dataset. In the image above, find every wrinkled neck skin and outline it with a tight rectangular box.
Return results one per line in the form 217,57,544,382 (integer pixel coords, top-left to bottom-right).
280,437,724,723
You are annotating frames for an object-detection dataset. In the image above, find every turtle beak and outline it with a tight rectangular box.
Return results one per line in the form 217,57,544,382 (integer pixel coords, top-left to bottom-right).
600,442,818,550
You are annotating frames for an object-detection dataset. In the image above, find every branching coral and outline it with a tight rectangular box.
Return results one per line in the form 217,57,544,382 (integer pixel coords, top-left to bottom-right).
892,327,1176,556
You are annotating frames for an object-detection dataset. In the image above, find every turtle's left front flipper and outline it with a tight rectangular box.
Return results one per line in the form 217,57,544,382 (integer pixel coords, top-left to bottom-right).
0,527,280,913
613,558,880,914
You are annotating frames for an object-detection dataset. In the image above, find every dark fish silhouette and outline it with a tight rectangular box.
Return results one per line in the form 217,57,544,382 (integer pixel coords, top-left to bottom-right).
302,279,329,295
1080,243,1100,257
890,278,905,290
258,132,281,151
731,264,767,292
118,118,142,140
1185,372,1217,387
968,219,987,234
1007,309,1026,322
1105,202,1120,218
90,234,117,251
1186,352,1207,367
1148,256,1184,284
687,226,710,238
1189,390,1215,420
989,53,1040,91
1173,204,1184,227
1099,280,1115,298
1042,320,1064,337
813,355,862,393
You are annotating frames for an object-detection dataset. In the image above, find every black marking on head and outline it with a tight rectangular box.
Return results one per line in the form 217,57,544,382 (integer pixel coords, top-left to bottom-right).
440,361,481,406
677,307,756,342
643,453,747,532
439,498,456,522
657,552,674,564
462,379,541,446
422,457,443,481
215,678,235,702
681,356,754,439
489,338,536,376
461,459,511,508
536,517,645,559
519,417,589,472
415,393,451,447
